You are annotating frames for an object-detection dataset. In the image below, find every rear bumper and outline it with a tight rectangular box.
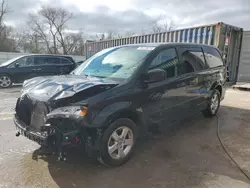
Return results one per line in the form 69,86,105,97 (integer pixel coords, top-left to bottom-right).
13,114,47,145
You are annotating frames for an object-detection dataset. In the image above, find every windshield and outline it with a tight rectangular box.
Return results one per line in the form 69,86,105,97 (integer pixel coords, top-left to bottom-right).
72,46,154,79
0,56,24,66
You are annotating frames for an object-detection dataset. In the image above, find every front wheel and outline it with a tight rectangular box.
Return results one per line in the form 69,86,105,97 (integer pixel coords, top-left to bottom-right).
98,118,137,167
203,89,221,117
0,75,12,88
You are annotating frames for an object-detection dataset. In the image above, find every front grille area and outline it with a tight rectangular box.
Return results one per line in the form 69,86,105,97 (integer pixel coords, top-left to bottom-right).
16,95,49,130
30,102,49,130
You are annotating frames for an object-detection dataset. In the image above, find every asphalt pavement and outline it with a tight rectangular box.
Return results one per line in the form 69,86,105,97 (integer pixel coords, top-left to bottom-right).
0,88,250,188
0,85,21,120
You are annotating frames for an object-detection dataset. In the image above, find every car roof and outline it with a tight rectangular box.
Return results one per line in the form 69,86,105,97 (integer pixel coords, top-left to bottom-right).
20,54,73,58
14,54,76,63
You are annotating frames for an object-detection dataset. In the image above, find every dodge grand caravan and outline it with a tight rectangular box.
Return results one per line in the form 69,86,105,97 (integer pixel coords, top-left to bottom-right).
14,43,226,166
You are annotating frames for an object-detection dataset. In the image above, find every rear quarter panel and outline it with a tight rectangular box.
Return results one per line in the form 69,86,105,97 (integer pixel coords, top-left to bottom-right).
206,66,226,99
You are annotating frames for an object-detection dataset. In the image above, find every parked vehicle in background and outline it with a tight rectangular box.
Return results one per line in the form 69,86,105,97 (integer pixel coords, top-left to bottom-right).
0,54,77,88
14,43,226,166
76,60,85,66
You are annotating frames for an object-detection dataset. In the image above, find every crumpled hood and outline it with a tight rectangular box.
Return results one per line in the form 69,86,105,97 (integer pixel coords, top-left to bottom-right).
22,75,118,101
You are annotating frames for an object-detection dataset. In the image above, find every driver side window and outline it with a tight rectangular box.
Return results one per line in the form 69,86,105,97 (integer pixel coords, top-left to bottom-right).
9,56,35,68
148,48,179,78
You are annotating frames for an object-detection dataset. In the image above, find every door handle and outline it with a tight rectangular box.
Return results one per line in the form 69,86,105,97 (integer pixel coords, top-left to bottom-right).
32,69,37,71
36,68,42,71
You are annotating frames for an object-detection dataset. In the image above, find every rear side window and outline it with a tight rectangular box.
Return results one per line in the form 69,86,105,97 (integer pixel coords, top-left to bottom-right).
178,47,206,75
203,47,223,68
47,57,59,65
34,57,47,65
149,48,179,78
34,57,59,65
60,58,73,65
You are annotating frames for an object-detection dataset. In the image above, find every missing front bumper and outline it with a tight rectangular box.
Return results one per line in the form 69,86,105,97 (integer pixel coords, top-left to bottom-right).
14,115,47,146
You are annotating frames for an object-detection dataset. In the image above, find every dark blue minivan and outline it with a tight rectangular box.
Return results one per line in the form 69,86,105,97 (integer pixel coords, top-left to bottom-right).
0,54,76,88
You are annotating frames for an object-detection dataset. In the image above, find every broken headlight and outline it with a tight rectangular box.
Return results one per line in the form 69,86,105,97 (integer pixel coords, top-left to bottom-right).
47,105,88,118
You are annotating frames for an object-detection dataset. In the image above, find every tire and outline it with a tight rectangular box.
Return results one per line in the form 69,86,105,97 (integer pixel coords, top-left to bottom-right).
0,74,13,88
203,89,221,117
98,118,137,167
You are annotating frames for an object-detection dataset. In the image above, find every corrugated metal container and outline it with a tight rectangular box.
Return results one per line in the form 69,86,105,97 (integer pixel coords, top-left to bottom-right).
237,31,250,83
85,22,243,82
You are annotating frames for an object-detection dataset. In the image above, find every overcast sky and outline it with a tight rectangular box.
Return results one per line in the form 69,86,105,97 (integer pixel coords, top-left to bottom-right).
5,0,250,36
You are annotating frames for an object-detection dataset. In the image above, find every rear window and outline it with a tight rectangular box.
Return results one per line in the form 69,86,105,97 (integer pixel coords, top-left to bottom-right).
179,47,206,73
203,46,223,68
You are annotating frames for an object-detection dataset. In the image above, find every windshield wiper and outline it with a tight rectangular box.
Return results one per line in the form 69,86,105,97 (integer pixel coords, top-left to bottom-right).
90,75,105,78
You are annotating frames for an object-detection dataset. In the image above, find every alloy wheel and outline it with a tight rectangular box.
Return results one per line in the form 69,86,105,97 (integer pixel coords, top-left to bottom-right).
107,126,134,160
210,93,219,114
0,76,11,88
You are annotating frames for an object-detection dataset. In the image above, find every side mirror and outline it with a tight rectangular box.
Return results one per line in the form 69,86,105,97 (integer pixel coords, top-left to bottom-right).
145,69,167,83
14,62,19,68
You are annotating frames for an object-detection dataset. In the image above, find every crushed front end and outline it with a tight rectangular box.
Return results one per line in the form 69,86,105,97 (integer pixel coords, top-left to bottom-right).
14,75,118,161
14,94,94,161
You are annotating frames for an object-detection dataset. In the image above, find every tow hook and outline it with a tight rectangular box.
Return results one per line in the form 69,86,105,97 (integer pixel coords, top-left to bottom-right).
16,131,20,137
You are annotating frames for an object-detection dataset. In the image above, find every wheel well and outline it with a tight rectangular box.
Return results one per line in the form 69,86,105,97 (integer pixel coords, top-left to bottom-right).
215,85,222,96
108,110,141,127
0,73,13,81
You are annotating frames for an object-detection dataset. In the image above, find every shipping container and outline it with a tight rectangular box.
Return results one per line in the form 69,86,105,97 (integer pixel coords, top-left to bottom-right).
85,22,243,82
237,31,250,83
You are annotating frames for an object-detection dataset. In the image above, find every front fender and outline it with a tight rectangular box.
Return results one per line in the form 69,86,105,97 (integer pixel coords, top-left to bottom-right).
90,101,144,128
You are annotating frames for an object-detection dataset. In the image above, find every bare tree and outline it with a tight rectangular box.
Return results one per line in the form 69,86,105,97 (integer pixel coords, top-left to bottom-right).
28,14,53,53
152,21,163,33
152,20,175,33
163,20,175,31
27,6,82,54
50,8,73,54
99,33,105,41
14,29,46,53
94,30,122,41
0,0,17,52
125,31,135,37
106,30,115,40
39,6,60,54
0,0,9,38
95,33,105,41
62,30,84,54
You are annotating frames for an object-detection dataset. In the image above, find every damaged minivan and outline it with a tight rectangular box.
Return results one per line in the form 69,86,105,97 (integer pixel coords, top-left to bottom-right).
14,43,226,166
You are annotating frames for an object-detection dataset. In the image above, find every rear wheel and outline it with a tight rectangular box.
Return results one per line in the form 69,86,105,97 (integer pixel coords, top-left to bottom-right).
0,75,12,88
98,118,137,167
203,89,221,117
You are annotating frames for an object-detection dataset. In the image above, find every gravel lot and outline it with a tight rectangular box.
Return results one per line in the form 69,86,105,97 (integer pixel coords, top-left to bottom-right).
0,87,250,188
